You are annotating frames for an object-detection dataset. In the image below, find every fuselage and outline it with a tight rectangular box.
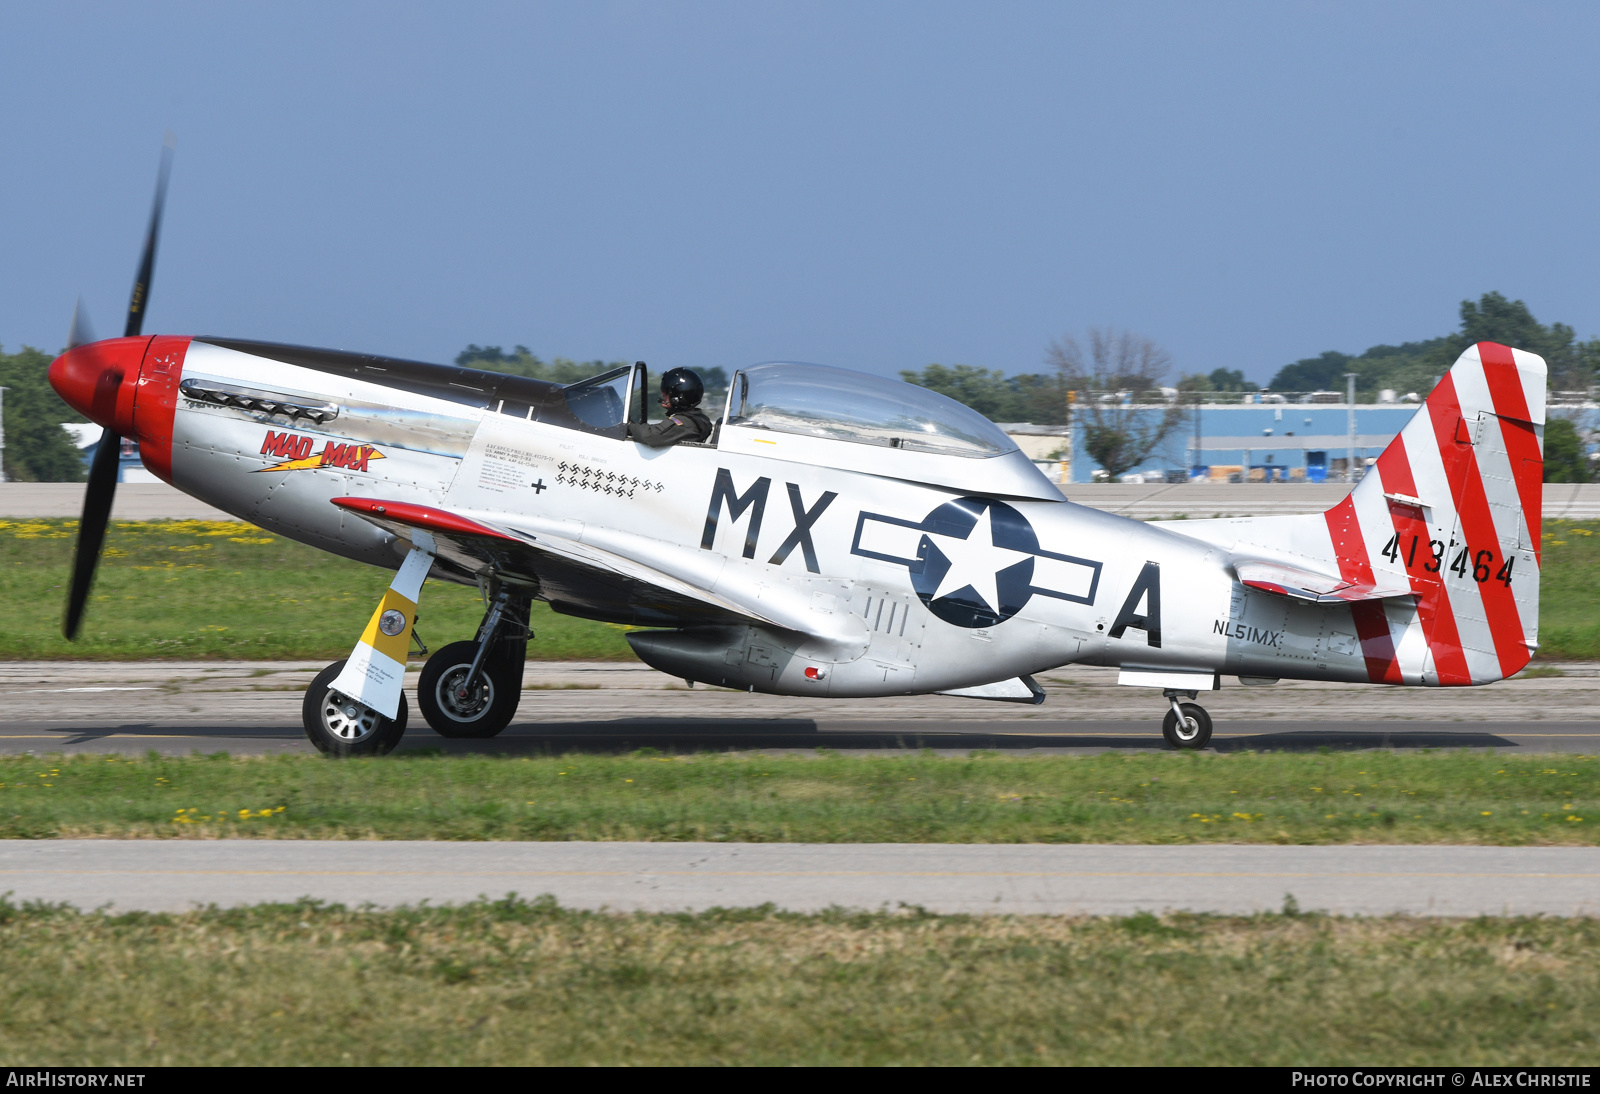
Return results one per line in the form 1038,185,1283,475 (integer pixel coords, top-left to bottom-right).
48,335,1497,699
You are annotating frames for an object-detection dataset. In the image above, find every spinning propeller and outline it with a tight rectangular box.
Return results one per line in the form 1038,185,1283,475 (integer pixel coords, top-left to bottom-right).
62,134,174,639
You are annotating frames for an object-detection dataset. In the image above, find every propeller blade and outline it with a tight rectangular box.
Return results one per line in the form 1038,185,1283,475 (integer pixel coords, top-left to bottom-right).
66,297,96,350
124,131,175,339
63,133,176,639
64,426,121,639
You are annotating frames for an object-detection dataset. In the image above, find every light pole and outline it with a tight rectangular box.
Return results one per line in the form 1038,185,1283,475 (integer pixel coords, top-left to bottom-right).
1192,389,1202,482
1345,372,1358,483
1063,389,1075,485
0,386,7,483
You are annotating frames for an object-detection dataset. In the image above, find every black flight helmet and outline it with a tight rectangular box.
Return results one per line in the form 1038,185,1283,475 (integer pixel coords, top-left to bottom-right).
660,367,704,409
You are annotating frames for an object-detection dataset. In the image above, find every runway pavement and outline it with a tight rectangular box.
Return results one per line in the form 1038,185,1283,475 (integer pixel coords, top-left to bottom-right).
8,481,1600,520
0,482,233,520
2,840,1595,915
1,659,1596,754
1081,481,1600,520
1,713,1595,755
3,661,1595,917
0,652,1593,754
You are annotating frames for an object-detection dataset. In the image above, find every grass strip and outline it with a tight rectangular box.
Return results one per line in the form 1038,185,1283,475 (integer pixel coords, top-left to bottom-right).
0,518,633,659
0,896,1595,1066
1537,522,1600,659
3,517,1600,660
4,751,1597,844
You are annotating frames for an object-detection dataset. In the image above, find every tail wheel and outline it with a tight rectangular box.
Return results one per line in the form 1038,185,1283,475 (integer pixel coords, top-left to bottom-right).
417,640,522,739
1162,702,1213,750
302,660,408,756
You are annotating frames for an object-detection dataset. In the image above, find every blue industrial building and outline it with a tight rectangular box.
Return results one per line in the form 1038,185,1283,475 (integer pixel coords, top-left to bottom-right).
1066,401,1422,484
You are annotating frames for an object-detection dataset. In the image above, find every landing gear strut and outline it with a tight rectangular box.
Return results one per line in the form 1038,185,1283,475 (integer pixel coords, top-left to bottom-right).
1161,688,1212,750
302,547,431,757
417,591,530,739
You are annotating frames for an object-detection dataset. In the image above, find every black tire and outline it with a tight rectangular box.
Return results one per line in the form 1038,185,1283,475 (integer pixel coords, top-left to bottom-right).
416,641,522,739
1162,702,1213,750
302,660,408,756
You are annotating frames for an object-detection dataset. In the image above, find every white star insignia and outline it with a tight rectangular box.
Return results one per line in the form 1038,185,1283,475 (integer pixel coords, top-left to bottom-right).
924,505,1035,613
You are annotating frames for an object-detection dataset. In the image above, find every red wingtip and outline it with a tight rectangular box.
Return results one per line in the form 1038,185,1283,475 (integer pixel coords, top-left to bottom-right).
331,497,521,542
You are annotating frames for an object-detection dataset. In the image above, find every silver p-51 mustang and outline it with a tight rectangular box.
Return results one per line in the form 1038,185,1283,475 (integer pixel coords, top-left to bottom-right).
48,151,1548,754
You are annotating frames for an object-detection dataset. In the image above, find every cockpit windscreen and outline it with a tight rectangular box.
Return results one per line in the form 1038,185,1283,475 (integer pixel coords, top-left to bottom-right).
727,363,1016,458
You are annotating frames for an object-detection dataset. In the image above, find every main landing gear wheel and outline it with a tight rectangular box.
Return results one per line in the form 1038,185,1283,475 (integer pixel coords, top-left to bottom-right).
1162,702,1213,750
417,641,522,739
302,660,408,756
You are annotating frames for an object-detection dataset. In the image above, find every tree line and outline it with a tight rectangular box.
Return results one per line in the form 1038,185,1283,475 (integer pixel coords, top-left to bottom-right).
0,345,88,482
898,293,1598,482
1264,293,1600,399
0,295,1591,482
900,293,1600,417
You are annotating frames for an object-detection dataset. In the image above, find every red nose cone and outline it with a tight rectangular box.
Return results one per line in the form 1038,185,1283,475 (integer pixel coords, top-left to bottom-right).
49,337,150,433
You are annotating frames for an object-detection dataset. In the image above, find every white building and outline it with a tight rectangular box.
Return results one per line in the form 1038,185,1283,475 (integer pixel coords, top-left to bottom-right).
62,423,162,483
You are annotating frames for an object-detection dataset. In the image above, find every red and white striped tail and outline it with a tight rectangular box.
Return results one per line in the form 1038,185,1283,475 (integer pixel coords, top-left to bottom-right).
1323,342,1545,686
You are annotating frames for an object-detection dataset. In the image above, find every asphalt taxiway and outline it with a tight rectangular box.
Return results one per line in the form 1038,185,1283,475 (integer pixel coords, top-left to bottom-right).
1,716,1594,755
10,480,1600,520
1,660,1596,755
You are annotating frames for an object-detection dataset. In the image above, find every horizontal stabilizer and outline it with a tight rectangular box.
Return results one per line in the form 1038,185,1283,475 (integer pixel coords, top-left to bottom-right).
1233,560,1414,604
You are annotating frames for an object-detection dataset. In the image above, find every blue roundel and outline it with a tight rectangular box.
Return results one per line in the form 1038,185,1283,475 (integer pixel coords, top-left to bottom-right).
910,497,1041,628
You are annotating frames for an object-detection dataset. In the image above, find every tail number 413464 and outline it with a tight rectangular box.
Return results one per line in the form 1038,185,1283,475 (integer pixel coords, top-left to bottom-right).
1380,533,1514,586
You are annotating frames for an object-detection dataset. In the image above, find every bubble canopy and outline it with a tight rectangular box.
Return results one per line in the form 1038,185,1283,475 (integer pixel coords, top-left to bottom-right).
725,363,1018,458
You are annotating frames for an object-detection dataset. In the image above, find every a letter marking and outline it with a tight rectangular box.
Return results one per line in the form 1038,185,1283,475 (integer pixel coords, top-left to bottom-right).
1109,561,1162,647
701,469,771,558
767,484,838,573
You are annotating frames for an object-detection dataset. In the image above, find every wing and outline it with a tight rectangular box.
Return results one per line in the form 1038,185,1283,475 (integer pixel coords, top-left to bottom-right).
332,496,781,629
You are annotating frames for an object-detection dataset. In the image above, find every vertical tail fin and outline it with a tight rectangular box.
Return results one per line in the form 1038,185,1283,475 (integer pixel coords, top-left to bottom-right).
1324,342,1545,685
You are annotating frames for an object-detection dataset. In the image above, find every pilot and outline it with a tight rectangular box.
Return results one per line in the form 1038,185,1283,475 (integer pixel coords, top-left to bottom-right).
626,367,713,447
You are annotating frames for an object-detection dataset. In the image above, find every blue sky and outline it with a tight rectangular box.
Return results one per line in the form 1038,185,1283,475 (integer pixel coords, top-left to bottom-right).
3,1,1597,385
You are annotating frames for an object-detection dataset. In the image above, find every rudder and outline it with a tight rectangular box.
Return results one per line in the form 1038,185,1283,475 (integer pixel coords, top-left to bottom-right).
1329,342,1545,685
